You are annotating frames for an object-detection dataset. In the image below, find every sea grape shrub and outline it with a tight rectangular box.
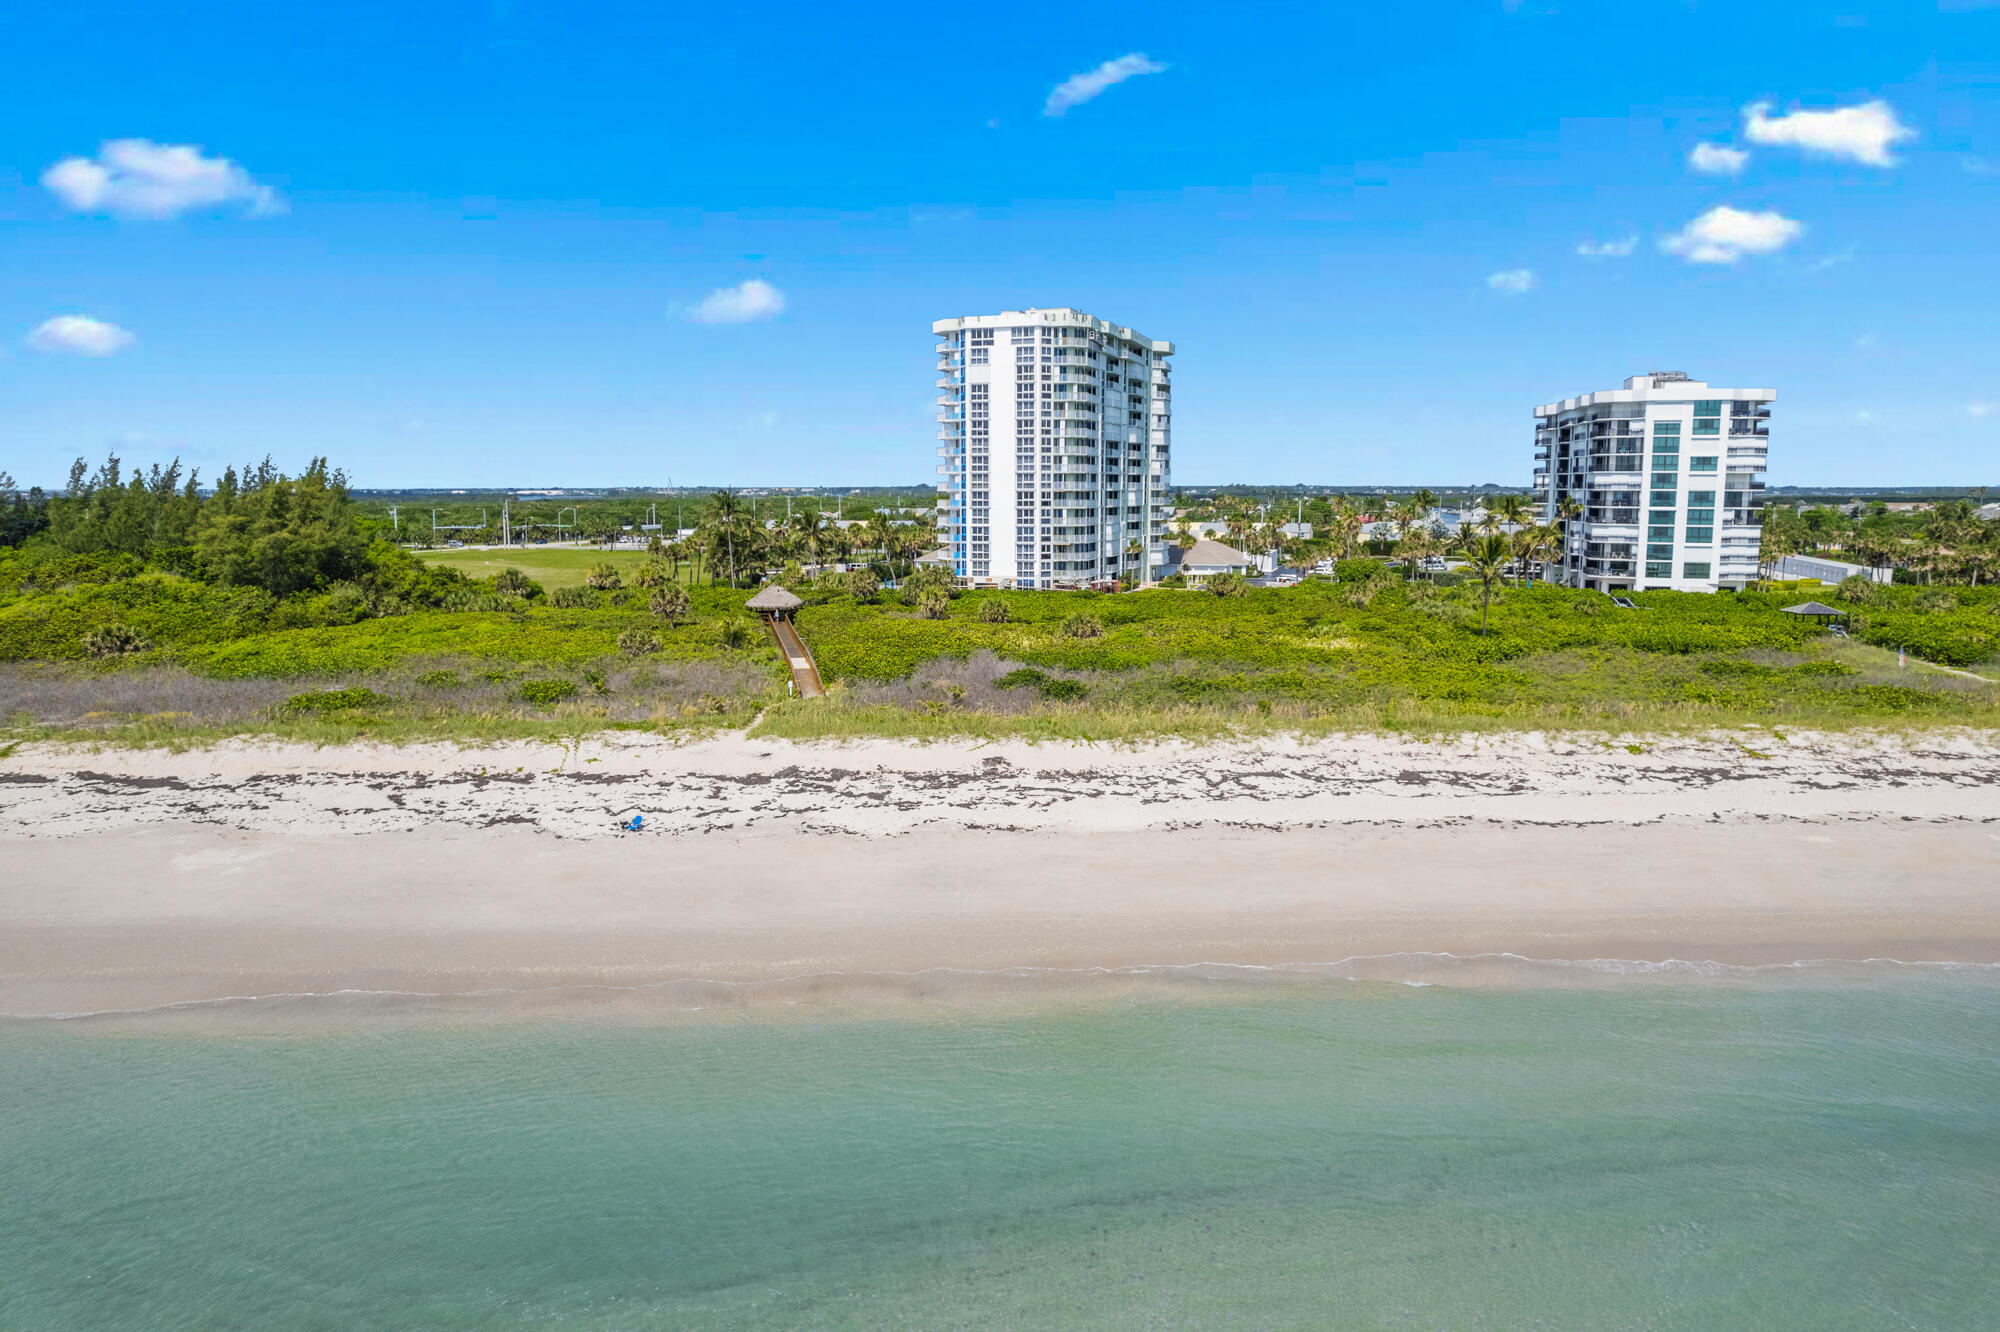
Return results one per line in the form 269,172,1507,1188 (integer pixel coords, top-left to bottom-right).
281,686,387,713
633,562,671,589
417,669,462,688
976,598,1012,623
618,629,661,655
1912,588,1960,615
11,551,146,590
585,563,623,591
551,586,594,609
916,590,951,620
844,570,879,602
1206,572,1246,598
518,679,577,707
81,623,149,658
995,666,1087,701
717,619,757,650
443,591,514,612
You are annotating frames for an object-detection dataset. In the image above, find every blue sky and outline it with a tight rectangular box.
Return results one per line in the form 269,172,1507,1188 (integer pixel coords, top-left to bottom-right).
4,0,1997,489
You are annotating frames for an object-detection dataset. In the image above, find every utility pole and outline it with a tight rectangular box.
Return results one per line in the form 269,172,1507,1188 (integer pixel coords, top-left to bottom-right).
502,499,510,547
388,504,398,534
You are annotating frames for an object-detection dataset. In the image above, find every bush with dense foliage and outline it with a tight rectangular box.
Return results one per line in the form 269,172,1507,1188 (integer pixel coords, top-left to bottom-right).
649,583,692,623
82,623,150,658
518,679,578,706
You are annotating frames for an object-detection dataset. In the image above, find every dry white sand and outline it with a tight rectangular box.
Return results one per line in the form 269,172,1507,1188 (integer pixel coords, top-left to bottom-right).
3,731,1997,1019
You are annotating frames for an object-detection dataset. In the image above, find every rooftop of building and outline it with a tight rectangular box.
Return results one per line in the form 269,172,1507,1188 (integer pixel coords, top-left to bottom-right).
1536,373,1775,417
932,308,1172,355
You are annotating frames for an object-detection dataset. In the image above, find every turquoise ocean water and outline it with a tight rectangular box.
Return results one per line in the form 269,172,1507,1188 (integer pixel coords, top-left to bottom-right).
4,973,1997,1329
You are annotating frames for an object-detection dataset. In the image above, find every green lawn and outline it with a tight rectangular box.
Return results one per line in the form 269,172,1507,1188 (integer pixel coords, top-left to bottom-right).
418,546,693,589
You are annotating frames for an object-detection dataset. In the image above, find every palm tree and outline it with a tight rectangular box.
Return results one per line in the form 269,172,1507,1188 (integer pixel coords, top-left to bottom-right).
1386,501,1422,579
1543,495,1582,586
708,489,744,587
861,513,897,571
1458,532,1510,635
1509,525,1542,587
789,509,830,572
1124,537,1144,579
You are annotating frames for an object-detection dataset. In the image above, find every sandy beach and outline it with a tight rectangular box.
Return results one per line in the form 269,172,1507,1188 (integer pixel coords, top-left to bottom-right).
4,730,1997,1019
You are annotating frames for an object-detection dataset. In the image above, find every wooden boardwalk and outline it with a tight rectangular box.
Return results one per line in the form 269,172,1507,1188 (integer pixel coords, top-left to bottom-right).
763,614,826,697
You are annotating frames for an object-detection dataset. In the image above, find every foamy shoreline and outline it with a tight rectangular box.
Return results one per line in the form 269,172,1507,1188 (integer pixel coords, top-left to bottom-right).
4,731,1998,1022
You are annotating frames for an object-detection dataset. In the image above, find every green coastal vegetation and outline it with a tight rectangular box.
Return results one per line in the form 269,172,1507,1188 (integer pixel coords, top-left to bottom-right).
2,457,1997,746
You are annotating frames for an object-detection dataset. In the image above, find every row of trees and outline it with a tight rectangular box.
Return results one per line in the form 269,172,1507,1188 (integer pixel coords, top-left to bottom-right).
641,492,939,588
1759,498,1997,585
1174,489,1553,578
3,455,373,597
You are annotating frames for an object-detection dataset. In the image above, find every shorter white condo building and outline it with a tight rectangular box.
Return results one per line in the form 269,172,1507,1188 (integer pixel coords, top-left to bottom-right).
1535,371,1773,593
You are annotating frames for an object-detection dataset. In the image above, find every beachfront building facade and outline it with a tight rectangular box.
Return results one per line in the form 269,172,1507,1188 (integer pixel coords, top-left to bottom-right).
1534,371,1773,593
933,308,1174,588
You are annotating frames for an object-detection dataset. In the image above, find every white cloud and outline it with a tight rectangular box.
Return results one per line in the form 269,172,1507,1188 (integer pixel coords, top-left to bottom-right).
1688,142,1749,175
27,315,136,356
1576,236,1637,258
1969,401,1996,419
1660,205,1802,264
1485,268,1535,294
1742,100,1914,167
688,279,785,324
1044,54,1167,117
42,139,283,220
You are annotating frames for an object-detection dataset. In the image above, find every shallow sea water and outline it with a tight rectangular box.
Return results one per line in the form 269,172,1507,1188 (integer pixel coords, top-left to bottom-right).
4,974,1997,1329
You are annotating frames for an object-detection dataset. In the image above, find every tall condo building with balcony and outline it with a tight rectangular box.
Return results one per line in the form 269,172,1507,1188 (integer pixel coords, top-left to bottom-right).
933,308,1173,588
1535,372,1773,593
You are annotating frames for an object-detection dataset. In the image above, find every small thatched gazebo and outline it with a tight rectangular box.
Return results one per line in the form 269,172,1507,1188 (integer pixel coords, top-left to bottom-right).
746,584,804,620
1781,600,1849,625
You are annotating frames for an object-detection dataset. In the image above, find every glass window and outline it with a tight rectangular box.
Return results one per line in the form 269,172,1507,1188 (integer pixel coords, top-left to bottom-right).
1692,417,1720,436
1689,456,1718,472
1682,562,1711,580
1647,543,1674,561
1687,490,1715,505
1652,421,1681,436
1650,490,1678,509
1684,527,1714,544
1651,472,1679,489
1645,561,1673,578
1693,401,1721,416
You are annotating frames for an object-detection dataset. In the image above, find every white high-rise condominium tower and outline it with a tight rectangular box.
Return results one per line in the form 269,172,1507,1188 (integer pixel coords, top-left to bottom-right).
933,308,1173,588
1535,371,1773,593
